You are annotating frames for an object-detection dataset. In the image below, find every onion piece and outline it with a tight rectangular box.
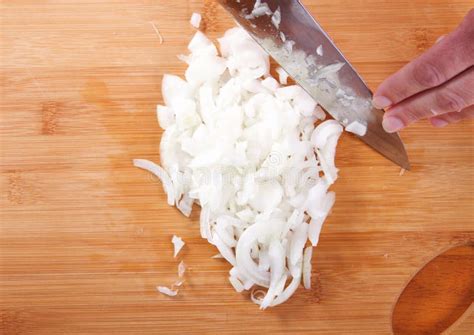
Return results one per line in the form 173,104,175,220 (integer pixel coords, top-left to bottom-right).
316,45,323,56
236,223,270,287
345,120,367,136
173,279,185,287
270,259,302,306
190,12,201,28
271,7,281,29
261,77,279,91
156,105,174,129
250,289,267,305
245,0,272,19
212,233,236,266
303,246,313,289
188,30,217,56
161,74,192,107
249,180,283,213
311,120,343,148
172,235,185,258
311,120,343,184
215,217,237,247
199,206,212,241
260,239,286,308
133,159,175,206
275,67,289,85
177,194,193,217
315,62,345,80
178,260,186,277
229,275,245,292
289,222,308,265
157,286,178,296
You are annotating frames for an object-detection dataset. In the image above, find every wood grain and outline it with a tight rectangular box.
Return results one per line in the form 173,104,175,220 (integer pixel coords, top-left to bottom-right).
1,1,473,334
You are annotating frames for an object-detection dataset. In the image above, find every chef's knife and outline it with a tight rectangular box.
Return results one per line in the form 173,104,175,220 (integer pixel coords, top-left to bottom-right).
217,0,410,170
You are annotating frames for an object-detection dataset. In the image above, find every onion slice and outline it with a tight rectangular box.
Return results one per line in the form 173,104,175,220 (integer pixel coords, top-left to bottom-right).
157,286,178,296
172,235,185,258
190,13,201,28
303,246,313,289
178,260,186,277
133,159,175,206
229,275,245,292
345,120,367,136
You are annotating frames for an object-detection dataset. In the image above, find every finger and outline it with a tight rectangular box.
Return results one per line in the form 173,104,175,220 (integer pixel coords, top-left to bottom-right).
429,105,474,127
373,9,474,109
382,67,474,132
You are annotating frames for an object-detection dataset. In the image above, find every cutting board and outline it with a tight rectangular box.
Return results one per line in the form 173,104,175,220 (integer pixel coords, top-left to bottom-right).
1,1,473,334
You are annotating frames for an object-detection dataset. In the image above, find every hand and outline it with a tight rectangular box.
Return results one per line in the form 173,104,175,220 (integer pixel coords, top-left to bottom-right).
373,9,474,133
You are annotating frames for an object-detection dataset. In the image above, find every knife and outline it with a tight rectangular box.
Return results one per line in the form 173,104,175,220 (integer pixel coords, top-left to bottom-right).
217,0,410,170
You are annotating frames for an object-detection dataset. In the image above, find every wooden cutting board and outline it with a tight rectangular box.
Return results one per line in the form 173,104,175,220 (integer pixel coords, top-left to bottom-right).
1,1,473,334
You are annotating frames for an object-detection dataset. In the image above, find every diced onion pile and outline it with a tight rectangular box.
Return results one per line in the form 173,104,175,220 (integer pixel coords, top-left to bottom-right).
135,26,345,308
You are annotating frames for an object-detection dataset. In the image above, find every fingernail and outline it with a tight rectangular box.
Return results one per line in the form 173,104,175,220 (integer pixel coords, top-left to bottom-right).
373,96,392,109
435,35,445,44
382,116,405,133
431,118,449,128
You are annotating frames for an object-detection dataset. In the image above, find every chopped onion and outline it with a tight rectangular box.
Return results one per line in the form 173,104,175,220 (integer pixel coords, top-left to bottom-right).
161,74,192,107
261,77,279,91
157,286,178,296
345,120,367,136
260,239,286,308
276,67,288,85
316,45,323,56
303,246,313,289
199,206,212,241
212,233,236,266
311,120,343,184
190,12,201,28
177,193,193,217
138,26,345,308
133,159,175,206
215,217,237,247
229,275,245,292
173,279,185,287
315,62,345,81
271,7,281,29
172,235,185,258
156,105,174,129
308,215,324,246
245,0,272,19
250,289,266,305
270,267,301,306
289,222,309,265
178,260,186,277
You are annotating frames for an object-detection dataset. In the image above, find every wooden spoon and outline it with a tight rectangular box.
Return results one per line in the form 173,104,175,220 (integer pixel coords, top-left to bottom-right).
392,244,474,334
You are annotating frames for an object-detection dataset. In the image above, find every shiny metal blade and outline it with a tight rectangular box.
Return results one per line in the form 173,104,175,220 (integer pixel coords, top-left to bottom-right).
218,0,410,169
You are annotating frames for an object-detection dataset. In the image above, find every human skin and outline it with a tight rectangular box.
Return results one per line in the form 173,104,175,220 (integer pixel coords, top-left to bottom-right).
373,9,474,133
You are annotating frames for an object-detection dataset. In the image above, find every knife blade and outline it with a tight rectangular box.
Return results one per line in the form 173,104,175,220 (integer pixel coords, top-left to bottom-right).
217,0,410,169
